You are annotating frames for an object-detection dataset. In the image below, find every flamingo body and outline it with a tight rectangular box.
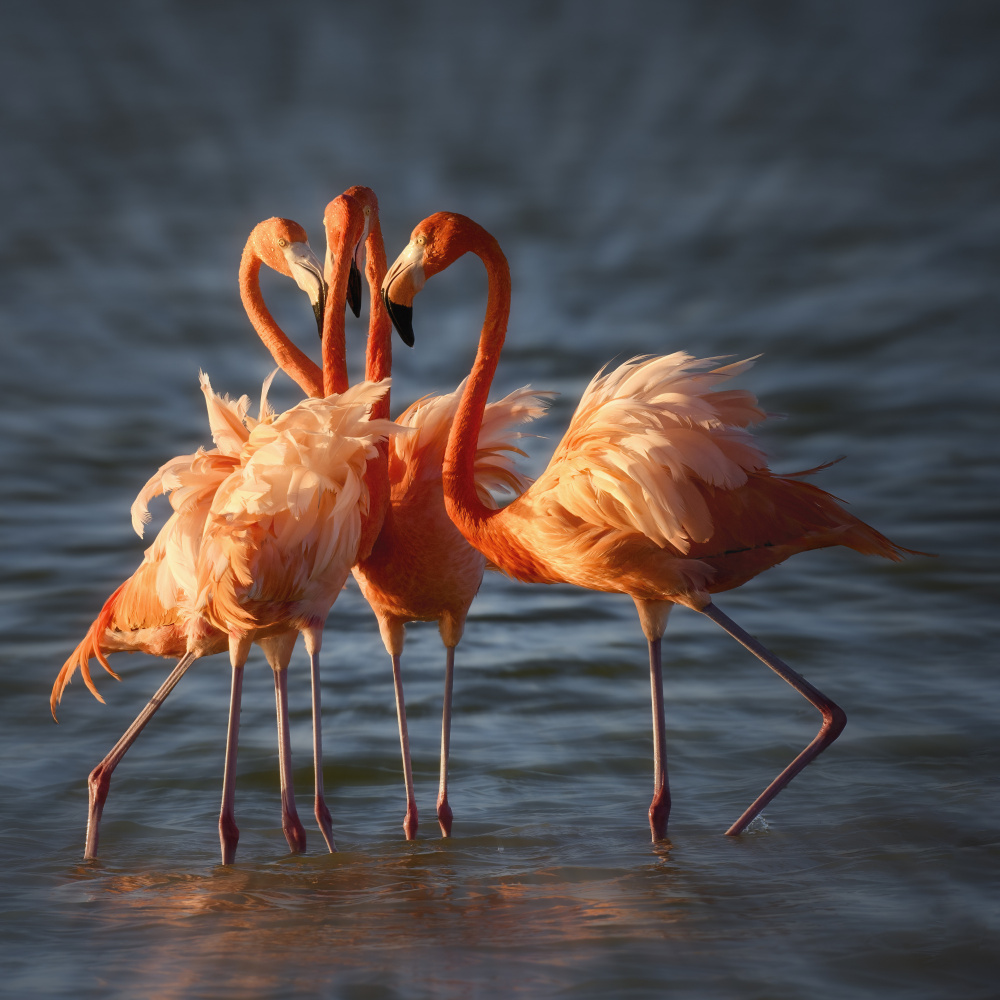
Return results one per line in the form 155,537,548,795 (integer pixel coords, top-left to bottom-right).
354,381,547,643
51,378,265,715
463,353,903,601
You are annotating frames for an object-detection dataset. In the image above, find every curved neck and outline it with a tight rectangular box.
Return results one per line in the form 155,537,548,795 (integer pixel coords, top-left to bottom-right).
442,233,512,532
363,220,391,420
239,246,323,398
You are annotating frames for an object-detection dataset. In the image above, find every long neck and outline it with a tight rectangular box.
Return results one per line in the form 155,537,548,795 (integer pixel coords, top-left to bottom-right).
356,217,392,560
239,246,323,398
442,236,512,534
321,246,351,396
363,221,391,420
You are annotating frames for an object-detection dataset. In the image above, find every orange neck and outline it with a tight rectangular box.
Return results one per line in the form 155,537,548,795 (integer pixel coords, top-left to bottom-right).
438,225,562,584
320,261,349,398
321,201,365,397
239,245,323,398
363,218,391,419
356,209,392,559
442,227,512,535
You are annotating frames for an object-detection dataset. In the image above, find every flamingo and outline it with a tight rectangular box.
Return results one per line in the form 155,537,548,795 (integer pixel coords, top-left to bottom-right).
52,218,399,863
334,187,550,838
381,212,914,839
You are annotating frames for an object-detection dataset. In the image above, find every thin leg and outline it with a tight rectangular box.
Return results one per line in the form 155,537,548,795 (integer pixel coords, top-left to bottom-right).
390,652,418,840
273,668,307,853
218,663,244,865
648,637,671,841
437,645,456,837
699,602,848,836
84,651,198,860
305,632,336,853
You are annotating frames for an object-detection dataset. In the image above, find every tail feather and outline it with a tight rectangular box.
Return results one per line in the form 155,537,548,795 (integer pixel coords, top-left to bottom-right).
51,583,127,720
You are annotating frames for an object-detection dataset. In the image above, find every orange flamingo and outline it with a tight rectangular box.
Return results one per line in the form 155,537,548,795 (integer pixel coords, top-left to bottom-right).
382,212,915,839
52,218,399,862
337,189,549,838
288,188,548,839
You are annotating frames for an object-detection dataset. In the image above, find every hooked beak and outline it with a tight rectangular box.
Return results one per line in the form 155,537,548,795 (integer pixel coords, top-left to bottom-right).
381,241,426,348
349,205,372,319
284,241,327,338
324,232,364,319
348,260,362,318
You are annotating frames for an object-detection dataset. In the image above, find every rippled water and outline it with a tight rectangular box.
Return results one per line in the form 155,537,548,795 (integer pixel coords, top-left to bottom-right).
2,1,998,997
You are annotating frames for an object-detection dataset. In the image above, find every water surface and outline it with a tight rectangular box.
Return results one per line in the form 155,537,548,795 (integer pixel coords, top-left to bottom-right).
1,2,998,997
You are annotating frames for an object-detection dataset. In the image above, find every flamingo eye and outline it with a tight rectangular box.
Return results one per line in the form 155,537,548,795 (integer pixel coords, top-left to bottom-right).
416,235,426,246
277,238,288,248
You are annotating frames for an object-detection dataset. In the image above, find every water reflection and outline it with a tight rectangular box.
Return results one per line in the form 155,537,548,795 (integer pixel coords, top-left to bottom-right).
55,845,705,997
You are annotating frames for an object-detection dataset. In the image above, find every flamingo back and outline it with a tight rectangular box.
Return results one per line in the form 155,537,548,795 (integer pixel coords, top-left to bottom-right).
536,354,769,553
196,379,401,633
516,352,907,589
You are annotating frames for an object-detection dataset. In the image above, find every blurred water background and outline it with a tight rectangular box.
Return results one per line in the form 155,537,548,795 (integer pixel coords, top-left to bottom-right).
1,1,998,997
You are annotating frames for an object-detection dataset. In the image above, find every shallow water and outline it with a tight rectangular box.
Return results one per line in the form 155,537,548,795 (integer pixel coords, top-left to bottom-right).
2,1,999,997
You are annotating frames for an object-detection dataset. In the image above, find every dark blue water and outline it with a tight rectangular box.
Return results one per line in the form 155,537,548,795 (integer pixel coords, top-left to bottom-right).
2,1,998,997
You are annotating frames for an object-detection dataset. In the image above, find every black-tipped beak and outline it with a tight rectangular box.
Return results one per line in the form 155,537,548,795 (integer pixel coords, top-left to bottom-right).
312,292,325,337
383,289,415,347
284,241,328,340
348,259,362,318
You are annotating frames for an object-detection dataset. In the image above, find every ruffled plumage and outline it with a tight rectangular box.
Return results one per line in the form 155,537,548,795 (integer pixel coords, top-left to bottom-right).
537,354,768,553
195,377,400,634
484,352,908,602
52,373,400,715
389,379,552,507
354,382,550,625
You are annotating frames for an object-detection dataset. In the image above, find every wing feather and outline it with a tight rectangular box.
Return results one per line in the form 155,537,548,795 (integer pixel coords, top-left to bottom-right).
389,380,551,505
534,354,768,552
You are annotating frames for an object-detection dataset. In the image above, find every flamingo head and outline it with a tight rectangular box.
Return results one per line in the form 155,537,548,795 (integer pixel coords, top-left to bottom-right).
343,186,381,323
250,218,327,336
344,186,380,317
382,212,500,348
322,193,368,320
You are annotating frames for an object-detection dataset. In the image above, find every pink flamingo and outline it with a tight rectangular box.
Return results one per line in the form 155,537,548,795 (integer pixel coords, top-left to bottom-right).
344,194,548,838
52,218,399,862
382,212,915,838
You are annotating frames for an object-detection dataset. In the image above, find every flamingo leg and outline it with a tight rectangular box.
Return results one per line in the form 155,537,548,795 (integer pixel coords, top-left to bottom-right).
698,602,848,835
272,667,307,853
305,632,337,853
84,651,198,860
647,637,671,841
218,662,244,865
436,645,456,837
390,652,418,840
